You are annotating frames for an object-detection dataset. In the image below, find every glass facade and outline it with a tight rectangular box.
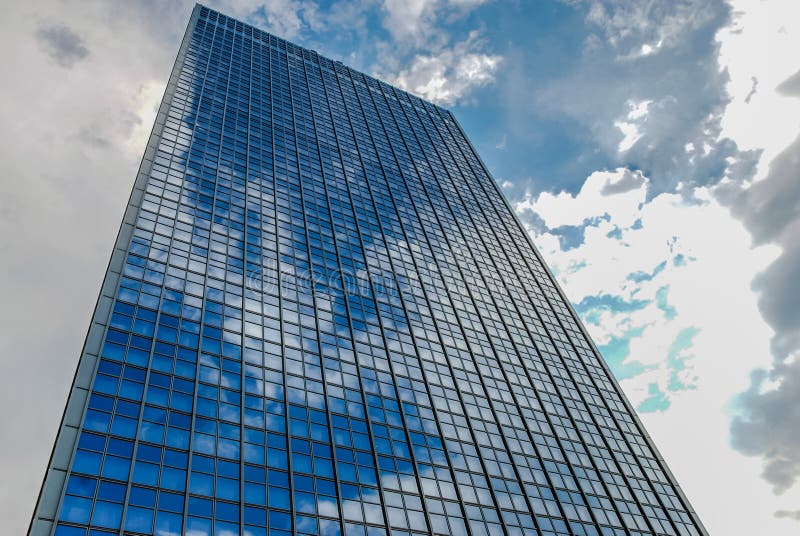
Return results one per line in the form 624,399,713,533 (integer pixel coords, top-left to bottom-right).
29,5,706,536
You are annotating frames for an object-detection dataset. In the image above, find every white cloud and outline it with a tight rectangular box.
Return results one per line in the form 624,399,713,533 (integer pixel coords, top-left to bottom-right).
384,31,502,106
516,166,800,534
376,0,499,107
217,0,319,39
516,167,646,229
614,99,651,152
519,2,800,532
381,0,433,43
638,38,663,56
380,0,489,45
716,0,800,181
126,80,167,155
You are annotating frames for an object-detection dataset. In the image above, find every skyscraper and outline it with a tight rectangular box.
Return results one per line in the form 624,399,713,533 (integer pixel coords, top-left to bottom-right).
29,4,706,535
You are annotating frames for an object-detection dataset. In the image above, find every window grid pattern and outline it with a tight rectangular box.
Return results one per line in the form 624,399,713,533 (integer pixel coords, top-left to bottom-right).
37,5,705,536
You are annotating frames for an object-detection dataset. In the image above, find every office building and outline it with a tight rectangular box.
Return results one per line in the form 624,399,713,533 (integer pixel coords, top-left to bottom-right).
30,5,705,535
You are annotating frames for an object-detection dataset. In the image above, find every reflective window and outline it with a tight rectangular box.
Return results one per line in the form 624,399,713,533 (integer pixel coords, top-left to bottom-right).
42,5,703,536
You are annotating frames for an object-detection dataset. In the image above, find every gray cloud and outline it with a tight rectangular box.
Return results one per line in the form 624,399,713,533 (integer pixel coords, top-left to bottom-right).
776,69,800,97
1,2,190,532
600,167,646,194
725,133,800,493
499,0,761,198
35,23,89,67
730,134,800,354
744,76,758,103
581,0,718,56
730,361,800,494
775,510,800,522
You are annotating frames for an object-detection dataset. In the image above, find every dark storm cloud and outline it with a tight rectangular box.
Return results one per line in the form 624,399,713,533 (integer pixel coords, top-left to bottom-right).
35,23,90,67
726,133,800,493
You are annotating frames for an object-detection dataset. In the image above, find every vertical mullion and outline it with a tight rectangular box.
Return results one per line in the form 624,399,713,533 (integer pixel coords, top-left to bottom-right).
240,23,254,534
283,47,346,534
178,10,222,535
182,14,238,535
267,36,295,532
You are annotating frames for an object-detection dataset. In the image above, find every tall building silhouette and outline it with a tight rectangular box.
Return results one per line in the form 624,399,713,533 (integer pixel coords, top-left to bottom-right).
30,5,705,536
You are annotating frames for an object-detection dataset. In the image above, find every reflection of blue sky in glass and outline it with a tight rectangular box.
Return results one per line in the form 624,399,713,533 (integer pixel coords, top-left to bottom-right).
35,5,706,536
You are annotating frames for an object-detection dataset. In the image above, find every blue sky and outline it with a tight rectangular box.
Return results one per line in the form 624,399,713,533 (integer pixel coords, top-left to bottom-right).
1,0,799,534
